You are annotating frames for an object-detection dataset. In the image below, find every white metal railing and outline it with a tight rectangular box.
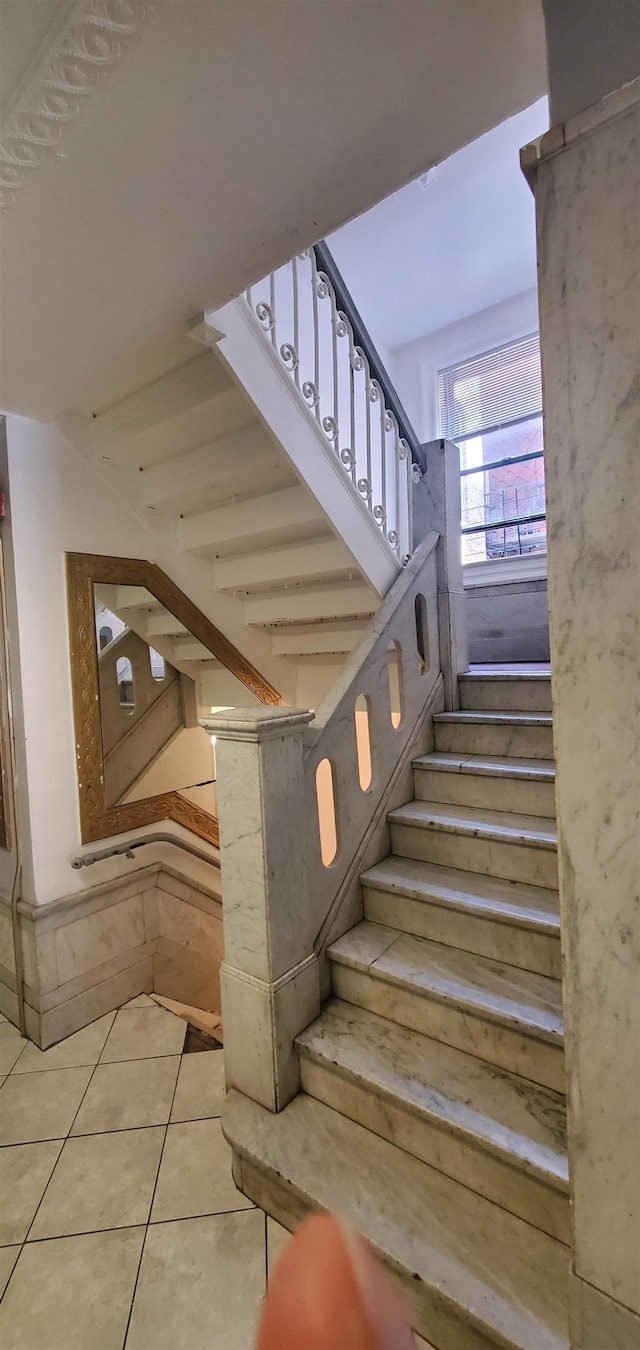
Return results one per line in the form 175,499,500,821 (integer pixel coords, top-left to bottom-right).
245,248,421,562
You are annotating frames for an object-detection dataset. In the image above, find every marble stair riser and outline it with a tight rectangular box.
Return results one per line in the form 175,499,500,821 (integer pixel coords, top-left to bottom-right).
435,723,554,760
330,963,565,1092
232,1151,510,1350
299,1054,570,1244
390,822,559,889
413,767,557,819
459,680,553,714
362,886,562,979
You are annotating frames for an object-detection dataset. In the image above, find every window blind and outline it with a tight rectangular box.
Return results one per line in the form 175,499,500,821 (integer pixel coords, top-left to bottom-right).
438,333,542,443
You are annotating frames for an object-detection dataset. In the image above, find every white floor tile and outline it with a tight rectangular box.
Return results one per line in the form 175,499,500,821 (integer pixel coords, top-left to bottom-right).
125,1211,265,1350
100,1007,186,1063
151,1118,254,1222
0,1247,20,1300
29,1127,165,1240
170,1049,225,1121
0,1227,145,1350
71,1057,180,1135
0,1024,27,1076
0,1141,63,1245
0,1068,93,1146
12,1014,115,1074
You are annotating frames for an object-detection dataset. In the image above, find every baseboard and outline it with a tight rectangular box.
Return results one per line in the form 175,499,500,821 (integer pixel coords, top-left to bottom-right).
0,862,223,1048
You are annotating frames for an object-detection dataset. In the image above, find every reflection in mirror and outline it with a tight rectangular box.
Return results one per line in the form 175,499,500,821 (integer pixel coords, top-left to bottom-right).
94,583,255,820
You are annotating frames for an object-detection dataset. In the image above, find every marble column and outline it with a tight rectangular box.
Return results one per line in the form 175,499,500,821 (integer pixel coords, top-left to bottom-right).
414,438,468,708
202,707,320,1112
523,79,640,1348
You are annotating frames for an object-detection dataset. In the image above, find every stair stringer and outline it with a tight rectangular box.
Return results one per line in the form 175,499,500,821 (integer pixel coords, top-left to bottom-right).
191,305,400,598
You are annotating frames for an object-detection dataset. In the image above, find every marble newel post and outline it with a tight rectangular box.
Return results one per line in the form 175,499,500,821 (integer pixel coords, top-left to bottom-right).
414,438,468,708
203,707,321,1113
523,80,640,1348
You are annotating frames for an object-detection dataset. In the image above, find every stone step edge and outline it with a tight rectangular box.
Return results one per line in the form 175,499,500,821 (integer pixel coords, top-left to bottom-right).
389,801,558,852
412,753,556,782
296,1005,569,1192
224,1089,570,1350
361,860,561,935
328,932,565,1047
459,672,551,682
434,711,553,727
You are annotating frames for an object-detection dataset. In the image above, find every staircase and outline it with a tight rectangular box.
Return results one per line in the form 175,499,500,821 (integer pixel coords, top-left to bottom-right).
224,669,570,1350
64,343,394,711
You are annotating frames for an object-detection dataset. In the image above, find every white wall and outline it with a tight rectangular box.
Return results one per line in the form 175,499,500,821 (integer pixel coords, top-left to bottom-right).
391,287,540,443
3,415,254,906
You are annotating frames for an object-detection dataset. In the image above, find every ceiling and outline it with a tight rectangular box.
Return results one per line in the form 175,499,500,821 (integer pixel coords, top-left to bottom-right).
328,98,549,355
0,0,546,421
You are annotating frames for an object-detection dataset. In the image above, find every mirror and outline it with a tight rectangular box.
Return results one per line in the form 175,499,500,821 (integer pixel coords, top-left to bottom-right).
67,554,280,846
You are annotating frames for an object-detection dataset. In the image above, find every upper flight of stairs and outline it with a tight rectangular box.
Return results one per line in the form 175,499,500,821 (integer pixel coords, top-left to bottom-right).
224,669,570,1350
66,348,391,708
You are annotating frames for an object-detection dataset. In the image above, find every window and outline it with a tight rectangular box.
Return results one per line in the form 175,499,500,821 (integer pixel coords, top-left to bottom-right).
438,334,546,565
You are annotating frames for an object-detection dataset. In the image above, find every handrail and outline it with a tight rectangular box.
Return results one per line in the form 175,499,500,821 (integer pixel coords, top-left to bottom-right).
244,247,420,561
313,241,426,475
71,832,220,870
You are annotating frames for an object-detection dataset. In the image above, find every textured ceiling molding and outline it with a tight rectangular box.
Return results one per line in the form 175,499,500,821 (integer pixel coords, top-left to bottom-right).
0,0,155,212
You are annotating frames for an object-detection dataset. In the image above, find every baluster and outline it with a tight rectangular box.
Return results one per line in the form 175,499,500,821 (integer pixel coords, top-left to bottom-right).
291,256,300,389
269,273,277,349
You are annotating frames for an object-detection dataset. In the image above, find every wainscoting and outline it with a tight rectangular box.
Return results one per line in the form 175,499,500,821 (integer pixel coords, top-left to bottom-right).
0,864,223,1049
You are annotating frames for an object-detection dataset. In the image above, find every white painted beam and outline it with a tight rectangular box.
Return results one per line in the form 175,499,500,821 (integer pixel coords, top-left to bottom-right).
138,422,277,507
244,582,376,626
145,611,190,638
86,353,231,453
114,586,160,610
176,484,322,554
270,622,368,655
172,637,216,662
212,536,356,591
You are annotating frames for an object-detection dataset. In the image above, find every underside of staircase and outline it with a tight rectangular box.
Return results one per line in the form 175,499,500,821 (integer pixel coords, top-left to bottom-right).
223,670,570,1350
64,345,389,711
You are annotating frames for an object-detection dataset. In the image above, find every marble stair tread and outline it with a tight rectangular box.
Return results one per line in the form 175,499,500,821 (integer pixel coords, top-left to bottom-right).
461,671,552,682
297,998,568,1189
361,856,561,933
413,752,556,782
329,922,564,1044
434,711,553,727
389,800,557,850
224,1089,569,1350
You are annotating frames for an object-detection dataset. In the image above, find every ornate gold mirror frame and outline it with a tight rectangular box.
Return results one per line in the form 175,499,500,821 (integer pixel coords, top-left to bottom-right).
66,552,280,846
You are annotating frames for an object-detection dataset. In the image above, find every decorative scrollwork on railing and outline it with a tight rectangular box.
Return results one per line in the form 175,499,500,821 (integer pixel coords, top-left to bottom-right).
280,342,299,371
255,302,276,332
244,248,417,559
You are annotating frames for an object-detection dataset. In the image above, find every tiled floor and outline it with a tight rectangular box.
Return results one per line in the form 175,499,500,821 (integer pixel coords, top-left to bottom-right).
0,997,288,1350
0,998,433,1349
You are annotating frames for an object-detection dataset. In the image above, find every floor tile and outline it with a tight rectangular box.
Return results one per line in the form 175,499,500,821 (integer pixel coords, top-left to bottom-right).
0,1247,20,1300
100,1006,186,1063
126,1211,265,1350
71,1056,180,1135
0,1140,63,1245
0,1067,93,1145
170,1048,225,1121
29,1127,165,1240
151,1118,254,1222
0,1227,145,1349
0,1023,26,1075
12,1014,115,1074
122,994,156,1008
266,1215,292,1277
